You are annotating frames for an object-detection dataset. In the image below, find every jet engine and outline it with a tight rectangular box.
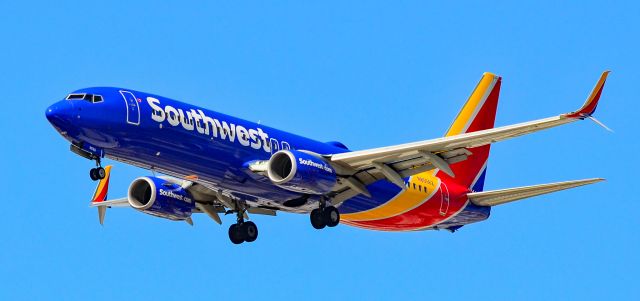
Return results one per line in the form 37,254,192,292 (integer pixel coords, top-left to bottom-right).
267,150,337,194
128,177,195,221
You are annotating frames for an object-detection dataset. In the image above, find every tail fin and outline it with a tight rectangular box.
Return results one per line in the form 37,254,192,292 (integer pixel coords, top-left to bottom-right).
444,72,502,191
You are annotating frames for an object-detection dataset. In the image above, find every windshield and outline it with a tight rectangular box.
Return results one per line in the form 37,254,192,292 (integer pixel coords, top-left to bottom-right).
66,93,103,103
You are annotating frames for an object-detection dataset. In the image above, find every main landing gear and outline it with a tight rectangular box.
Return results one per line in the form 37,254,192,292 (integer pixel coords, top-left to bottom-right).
89,159,106,181
310,199,340,229
228,209,258,245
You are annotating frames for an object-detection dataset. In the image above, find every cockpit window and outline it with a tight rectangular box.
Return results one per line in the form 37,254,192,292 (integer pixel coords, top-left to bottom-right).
66,93,104,103
66,93,86,100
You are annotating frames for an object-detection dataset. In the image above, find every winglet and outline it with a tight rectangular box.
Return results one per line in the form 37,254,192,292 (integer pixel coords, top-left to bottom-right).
91,165,112,204
565,71,610,119
90,165,112,225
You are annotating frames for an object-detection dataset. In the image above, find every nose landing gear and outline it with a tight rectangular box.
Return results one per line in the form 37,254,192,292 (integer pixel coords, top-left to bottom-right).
89,159,106,181
69,143,105,181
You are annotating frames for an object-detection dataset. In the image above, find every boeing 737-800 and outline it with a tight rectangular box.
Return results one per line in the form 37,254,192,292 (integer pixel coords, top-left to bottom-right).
45,71,609,244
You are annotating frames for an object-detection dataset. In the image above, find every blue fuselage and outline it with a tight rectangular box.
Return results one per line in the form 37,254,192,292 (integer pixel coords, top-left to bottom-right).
45,87,489,228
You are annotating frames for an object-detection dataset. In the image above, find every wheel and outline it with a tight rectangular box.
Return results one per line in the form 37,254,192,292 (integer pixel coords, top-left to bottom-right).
96,167,106,179
228,224,245,244
89,168,98,181
323,206,340,227
242,221,258,242
310,208,326,229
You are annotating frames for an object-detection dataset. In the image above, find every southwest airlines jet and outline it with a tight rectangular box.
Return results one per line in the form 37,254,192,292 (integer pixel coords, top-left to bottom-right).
45,71,609,244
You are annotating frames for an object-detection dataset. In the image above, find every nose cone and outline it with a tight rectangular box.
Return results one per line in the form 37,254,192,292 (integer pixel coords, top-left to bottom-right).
45,100,75,130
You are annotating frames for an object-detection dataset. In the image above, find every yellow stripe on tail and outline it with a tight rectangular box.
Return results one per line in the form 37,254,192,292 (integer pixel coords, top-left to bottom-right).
443,72,501,191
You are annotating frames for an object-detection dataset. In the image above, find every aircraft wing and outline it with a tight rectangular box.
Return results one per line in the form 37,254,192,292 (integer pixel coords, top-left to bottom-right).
328,72,609,193
86,166,277,226
90,198,129,208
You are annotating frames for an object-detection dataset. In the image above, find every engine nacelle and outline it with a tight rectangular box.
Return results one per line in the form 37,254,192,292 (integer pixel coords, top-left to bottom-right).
128,177,195,221
267,150,337,194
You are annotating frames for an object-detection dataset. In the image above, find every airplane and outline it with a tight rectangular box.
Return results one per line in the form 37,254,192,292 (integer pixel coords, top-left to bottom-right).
45,71,610,244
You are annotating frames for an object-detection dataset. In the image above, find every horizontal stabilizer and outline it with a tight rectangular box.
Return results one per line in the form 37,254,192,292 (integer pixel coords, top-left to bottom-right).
468,178,604,206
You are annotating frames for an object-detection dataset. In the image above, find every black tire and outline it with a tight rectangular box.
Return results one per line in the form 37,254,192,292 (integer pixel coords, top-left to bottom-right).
89,168,98,181
228,224,245,244
96,167,106,179
324,206,340,227
310,208,326,229
242,221,258,242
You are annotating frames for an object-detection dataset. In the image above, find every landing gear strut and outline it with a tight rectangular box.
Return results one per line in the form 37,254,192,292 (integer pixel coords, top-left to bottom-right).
310,198,340,229
228,209,258,244
89,159,106,181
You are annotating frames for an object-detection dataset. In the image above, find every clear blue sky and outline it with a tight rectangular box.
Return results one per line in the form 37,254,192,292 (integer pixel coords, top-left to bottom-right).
0,1,638,300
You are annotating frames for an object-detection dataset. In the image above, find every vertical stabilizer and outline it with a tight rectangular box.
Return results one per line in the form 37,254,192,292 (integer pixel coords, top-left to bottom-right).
443,73,501,191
